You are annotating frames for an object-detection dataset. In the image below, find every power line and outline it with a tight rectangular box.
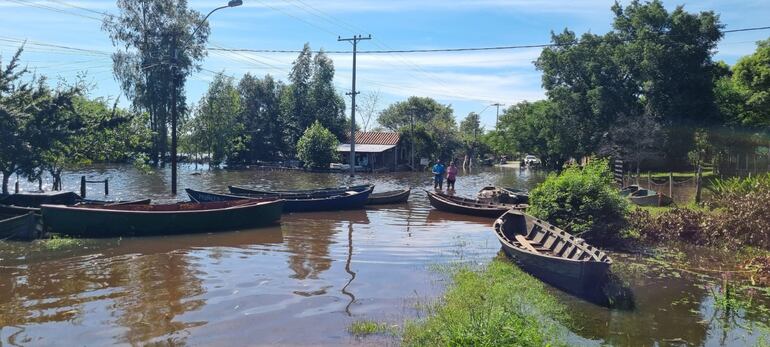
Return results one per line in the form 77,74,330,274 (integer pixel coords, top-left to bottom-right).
5,0,104,21
208,25,770,54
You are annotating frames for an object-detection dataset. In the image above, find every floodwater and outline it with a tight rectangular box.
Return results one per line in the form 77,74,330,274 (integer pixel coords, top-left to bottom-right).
1,165,769,346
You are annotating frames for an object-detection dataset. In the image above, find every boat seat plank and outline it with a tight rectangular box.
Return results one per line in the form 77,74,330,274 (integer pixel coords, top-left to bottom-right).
514,234,540,253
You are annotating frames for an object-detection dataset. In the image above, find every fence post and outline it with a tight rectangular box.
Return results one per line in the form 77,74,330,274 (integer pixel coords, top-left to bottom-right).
14,180,19,194
669,172,673,198
80,176,86,198
104,179,109,196
647,171,651,188
695,165,702,205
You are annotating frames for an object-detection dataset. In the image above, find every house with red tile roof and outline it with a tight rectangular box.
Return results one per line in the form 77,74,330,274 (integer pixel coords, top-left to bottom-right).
336,131,408,171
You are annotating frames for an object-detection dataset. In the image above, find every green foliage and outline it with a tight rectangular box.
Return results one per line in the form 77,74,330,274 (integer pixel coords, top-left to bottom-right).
348,320,395,337
379,96,459,161
402,258,567,347
708,173,770,204
732,39,770,127
189,73,244,167
234,73,286,162
103,0,209,165
528,159,629,241
296,121,339,169
529,0,723,168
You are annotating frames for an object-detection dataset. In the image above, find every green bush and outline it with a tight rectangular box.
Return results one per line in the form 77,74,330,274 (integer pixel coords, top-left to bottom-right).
296,120,339,169
528,158,628,241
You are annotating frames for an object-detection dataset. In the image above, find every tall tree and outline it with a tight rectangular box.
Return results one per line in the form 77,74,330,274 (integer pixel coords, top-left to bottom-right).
103,0,209,165
235,73,286,162
281,43,314,154
459,112,483,168
310,50,347,139
193,73,244,167
732,39,770,127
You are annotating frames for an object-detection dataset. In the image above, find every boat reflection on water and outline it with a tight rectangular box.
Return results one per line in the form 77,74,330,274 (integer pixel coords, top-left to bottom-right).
425,208,496,226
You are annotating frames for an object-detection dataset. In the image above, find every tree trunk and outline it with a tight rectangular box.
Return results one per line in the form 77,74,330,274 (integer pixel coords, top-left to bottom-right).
1,172,9,195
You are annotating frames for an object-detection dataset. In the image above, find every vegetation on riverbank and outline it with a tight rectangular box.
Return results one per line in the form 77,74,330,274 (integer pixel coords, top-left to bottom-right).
402,257,568,346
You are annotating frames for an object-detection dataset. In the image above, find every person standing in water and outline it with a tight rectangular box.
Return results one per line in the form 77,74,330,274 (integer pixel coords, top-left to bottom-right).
446,161,458,191
432,160,446,190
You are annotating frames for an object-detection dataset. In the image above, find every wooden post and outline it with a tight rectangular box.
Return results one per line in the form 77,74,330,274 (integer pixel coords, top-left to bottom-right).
647,171,651,188
669,172,673,198
695,165,703,204
104,179,109,196
14,180,19,194
80,176,86,198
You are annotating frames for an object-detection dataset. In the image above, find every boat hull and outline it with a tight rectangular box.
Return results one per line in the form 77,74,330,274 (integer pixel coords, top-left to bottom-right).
366,189,410,205
426,190,524,218
499,241,611,297
188,187,373,213
494,211,612,298
0,212,40,240
228,184,372,198
628,189,673,206
41,200,283,238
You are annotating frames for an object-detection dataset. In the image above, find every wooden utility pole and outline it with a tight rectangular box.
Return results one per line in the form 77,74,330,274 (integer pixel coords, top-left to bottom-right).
170,37,179,195
338,34,371,177
492,103,505,128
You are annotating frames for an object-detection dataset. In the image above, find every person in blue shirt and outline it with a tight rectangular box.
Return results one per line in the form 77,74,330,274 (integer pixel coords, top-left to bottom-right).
432,160,446,190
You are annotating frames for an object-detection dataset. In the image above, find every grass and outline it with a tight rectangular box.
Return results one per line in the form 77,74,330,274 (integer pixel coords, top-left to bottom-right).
401,257,568,347
38,234,83,251
634,202,709,217
348,320,396,337
648,170,715,180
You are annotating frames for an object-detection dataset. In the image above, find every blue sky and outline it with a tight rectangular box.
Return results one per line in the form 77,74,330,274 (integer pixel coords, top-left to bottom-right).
1,0,769,130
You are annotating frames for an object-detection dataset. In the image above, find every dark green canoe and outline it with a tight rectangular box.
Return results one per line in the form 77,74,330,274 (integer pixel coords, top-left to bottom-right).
41,199,283,238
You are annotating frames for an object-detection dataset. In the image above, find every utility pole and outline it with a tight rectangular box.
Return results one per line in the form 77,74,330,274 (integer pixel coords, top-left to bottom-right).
339,34,371,177
410,111,415,171
492,103,505,128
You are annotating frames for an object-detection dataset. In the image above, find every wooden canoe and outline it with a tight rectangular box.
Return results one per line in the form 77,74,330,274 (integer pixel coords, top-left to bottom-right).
0,191,81,208
188,186,374,213
477,186,529,204
628,188,672,206
494,210,612,297
0,206,41,240
41,199,284,238
366,188,410,205
426,190,527,218
619,185,640,197
228,184,372,198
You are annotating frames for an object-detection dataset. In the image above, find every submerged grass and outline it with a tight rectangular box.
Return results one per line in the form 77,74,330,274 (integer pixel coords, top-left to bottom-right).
402,257,568,347
348,320,396,337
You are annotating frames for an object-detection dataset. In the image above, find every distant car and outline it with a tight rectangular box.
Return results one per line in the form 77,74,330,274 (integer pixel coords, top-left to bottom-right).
524,155,541,166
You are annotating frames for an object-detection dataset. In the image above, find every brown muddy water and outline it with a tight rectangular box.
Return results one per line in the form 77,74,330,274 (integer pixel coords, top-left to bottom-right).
1,165,769,346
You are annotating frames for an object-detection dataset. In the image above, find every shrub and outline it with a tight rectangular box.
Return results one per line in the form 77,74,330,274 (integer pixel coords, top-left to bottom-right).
296,120,339,169
627,208,708,244
707,173,770,208
528,158,628,242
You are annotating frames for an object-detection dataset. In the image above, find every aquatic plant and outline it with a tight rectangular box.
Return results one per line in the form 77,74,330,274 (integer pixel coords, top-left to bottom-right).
39,235,83,251
348,320,396,337
402,257,568,347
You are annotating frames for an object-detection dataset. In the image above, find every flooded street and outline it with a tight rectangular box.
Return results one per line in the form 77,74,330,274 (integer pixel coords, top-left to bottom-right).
1,165,769,346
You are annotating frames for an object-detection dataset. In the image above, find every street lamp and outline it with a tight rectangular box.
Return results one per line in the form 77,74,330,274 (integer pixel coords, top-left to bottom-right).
170,0,241,195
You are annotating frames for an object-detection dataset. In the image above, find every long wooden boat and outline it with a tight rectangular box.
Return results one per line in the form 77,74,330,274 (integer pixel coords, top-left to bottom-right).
187,186,373,213
366,188,410,205
494,210,612,297
628,188,672,206
0,205,41,240
0,191,81,208
228,184,372,198
426,190,527,218
41,199,284,238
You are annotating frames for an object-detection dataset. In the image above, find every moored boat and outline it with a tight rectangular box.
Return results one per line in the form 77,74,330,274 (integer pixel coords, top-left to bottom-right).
0,205,41,240
0,191,81,208
493,210,612,297
41,199,284,238
619,185,640,197
188,186,374,213
628,188,672,206
228,184,372,198
366,188,410,205
477,186,529,204
426,190,527,218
